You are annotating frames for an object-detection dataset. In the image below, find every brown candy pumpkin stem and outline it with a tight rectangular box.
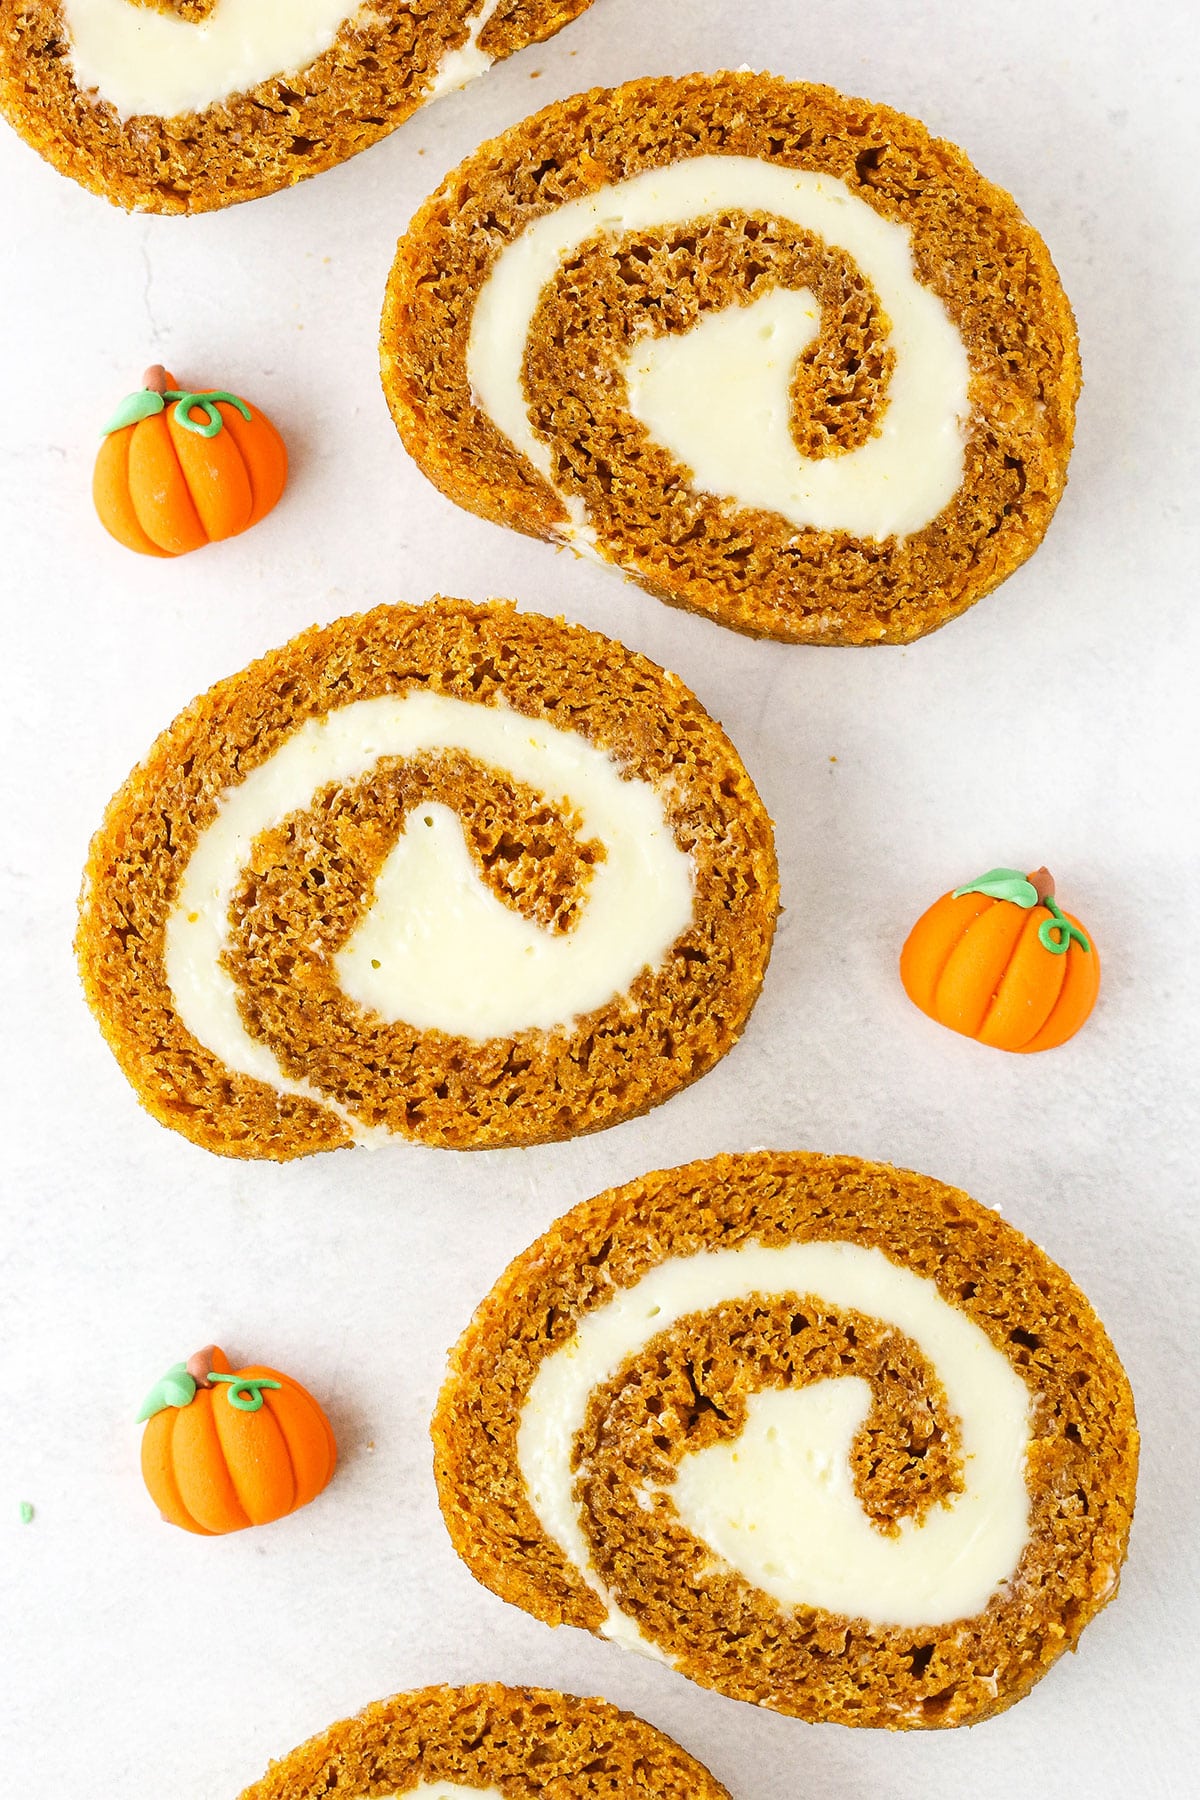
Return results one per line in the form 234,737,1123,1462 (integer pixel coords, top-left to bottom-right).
143,364,169,395
1027,867,1055,906
186,1345,220,1388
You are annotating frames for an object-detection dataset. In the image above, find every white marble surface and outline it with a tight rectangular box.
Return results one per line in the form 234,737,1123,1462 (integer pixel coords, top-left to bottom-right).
1,2,1198,1795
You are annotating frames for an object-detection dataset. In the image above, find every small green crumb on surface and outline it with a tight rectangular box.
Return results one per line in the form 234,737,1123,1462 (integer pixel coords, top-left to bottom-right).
19,1501,34,1523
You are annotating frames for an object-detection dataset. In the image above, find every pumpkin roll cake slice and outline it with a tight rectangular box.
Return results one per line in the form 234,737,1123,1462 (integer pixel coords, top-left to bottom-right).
77,599,777,1159
238,1684,730,1800
383,72,1079,645
434,1152,1138,1729
0,1,596,214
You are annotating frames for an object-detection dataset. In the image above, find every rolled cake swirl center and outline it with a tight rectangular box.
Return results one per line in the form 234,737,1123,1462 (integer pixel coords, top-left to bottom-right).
519,1240,1030,1632
62,0,504,120
468,156,971,542
165,690,693,1128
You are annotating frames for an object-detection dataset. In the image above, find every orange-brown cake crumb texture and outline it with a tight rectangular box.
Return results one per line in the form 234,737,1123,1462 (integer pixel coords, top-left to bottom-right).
76,600,778,1159
434,1153,1138,1730
237,1684,732,1799
0,1,595,212
382,73,1080,645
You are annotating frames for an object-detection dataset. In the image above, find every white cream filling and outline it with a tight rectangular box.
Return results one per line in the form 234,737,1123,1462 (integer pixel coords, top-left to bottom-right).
625,287,822,529
163,691,693,1142
62,0,502,122
517,1240,1030,1639
424,0,504,101
467,155,971,544
386,1787,505,1799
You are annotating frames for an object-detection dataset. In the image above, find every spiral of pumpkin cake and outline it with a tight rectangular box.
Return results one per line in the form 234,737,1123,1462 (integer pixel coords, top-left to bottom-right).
236,1683,731,1800
76,599,777,1159
382,72,1080,645
0,1,596,214
433,1152,1138,1729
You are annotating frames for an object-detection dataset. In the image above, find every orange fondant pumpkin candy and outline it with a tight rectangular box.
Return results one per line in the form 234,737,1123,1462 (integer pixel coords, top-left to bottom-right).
94,364,287,557
900,866,1100,1053
136,1345,336,1535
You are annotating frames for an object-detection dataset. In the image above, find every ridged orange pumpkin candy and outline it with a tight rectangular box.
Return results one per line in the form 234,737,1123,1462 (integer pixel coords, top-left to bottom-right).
900,866,1100,1053
137,1345,336,1535
94,364,287,557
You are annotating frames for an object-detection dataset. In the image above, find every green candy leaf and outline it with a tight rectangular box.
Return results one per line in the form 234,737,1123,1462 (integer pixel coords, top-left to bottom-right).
101,388,166,436
952,867,1039,909
136,1362,197,1423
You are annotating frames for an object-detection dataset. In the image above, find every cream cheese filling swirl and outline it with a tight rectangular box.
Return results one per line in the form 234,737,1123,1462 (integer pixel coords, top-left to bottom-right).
62,0,505,122
163,691,694,1143
518,1239,1031,1643
468,155,972,544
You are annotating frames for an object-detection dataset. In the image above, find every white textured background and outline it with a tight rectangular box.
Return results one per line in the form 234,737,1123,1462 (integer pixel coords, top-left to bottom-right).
1,2,1198,1795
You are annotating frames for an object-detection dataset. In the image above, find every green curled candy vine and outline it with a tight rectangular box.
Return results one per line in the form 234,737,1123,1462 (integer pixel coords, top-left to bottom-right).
207,1373,283,1412
168,390,252,438
1038,896,1091,957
